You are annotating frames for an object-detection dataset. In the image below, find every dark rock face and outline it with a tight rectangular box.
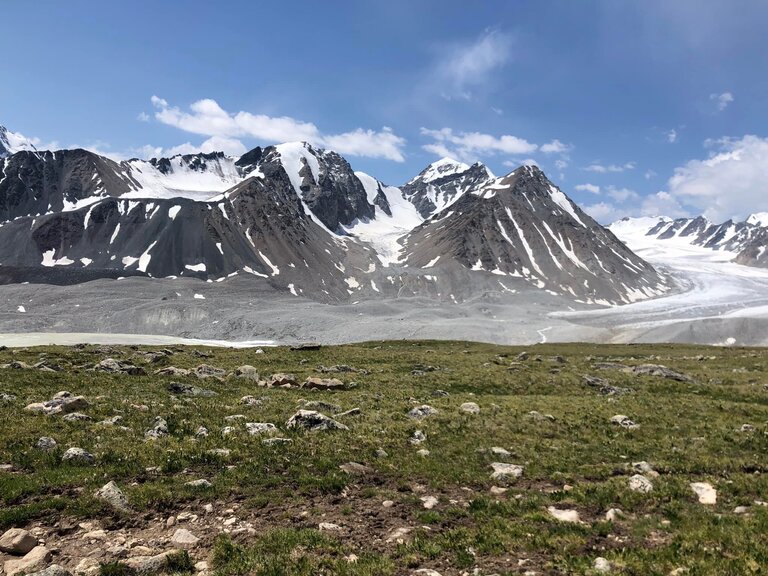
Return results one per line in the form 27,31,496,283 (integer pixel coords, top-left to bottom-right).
645,216,768,268
0,135,673,305
401,165,669,304
401,159,494,218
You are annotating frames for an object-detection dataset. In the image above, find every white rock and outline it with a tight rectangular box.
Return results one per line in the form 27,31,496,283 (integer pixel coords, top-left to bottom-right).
547,506,581,523
460,402,480,414
628,474,653,493
490,447,511,457
605,508,624,521
0,528,37,555
421,496,439,509
170,528,199,547
318,522,341,531
690,482,717,504
4,545,52,576
594,557,612,573
490,462,523,481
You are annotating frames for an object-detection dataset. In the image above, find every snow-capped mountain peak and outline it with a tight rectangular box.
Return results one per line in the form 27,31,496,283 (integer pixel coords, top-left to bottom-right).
412,157,471,184
0,125,38,157
747,212,768,228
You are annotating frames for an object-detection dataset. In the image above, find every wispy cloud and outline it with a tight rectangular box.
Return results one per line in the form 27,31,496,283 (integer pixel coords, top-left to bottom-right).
421,127,537,163
433,29,512,100
583,161,636,173
710,91,734,111
150,96,406,162
666,129,678,143
575,183,601,195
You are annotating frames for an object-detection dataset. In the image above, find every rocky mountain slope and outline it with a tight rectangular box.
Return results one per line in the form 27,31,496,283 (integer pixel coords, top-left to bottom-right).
612,215,768,269
0,124,674,305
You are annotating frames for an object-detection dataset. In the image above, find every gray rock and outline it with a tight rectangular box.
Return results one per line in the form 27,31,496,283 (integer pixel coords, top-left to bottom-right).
302,377,345,391
610,414,639,429
154,366,191,377
410,430,427,444
268,373,297,387
460,402,480,414
93,358,145,375
123,550,179,573
26,564,72,576
233,365,260,381
3,545,51,576
25,392,89,416
62,412,91,421
632,364,692,382
286,409,348,431
0,392,16,403
35,437,57,451
240,395,262,406
628,474,653,493
62,447,95,464
300,400,341,413
408,405,438,420
0,528,37,555
145,416,169,440
490,462,524,481
245,422,278,436
167,382,217,397
193,364,227,379
170,528,199,547
195,425,209,437
185,479,212,488
262,437,293,446
95,481,130,512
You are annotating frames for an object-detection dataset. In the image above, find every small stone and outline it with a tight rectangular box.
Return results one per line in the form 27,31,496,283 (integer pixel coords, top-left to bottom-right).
375,448,388,458
286,410,347,431
262,437,292,446
203,504,214,514
382,500,394,508
414,570,442,576
186,479,212,489
62,447,94,464
0,528,37,555
460,402,480,414
594,557,612,573
421,496,439,509
610,415,639,429
123,550,178,573
74,558,100,576
233,365,260,381
302,377,345,391
547,506,581,523
410,430,427,444
740,424,755,432
318,522,341,531
628,474,653,493
196,426,209,437
170,528,199,547
339,462,373,475
408,405,438,420
490,486,508,495
605,508,624,521
690,482,717,504
385,527,412,543
144,416,169,440
416,449,430,457
631,461,659,478
167,516,176,527
733,505,750,514
490,447,511,457
490,462,523,481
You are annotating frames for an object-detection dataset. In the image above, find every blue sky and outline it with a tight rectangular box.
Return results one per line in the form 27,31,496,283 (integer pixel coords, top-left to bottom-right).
2,0,767,223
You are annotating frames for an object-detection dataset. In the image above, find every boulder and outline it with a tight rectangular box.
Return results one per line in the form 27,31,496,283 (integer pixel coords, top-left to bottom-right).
167,382,217,397
25,392,89,416
286,410,348,431
410,430,427,444
154,367,191,377
0,528,37,555
95,481,130,512
269,373,297,387
145,417,169,440
193,364,226,379
610,415,639,429
170,528,199,547
4,545,51,576
632,364,692,382
62,447,95,464
35,437,57,451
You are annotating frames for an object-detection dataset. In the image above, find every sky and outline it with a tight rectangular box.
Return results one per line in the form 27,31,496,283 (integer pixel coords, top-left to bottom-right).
1,0,767,224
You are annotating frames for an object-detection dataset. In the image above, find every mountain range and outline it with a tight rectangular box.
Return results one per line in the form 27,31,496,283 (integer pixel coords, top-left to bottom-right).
0,124,676,305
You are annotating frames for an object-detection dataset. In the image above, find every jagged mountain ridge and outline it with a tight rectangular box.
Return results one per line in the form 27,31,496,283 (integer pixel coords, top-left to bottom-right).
0,125,673,304
615,215,768,269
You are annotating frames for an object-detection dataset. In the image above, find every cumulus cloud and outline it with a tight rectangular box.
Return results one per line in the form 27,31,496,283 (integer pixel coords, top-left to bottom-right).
584,161,636,173
582,192,689,225
150,96,406,162
540,139,572,154
666,134,768,221
421,127,541,163
606,186,640,203
575,183,601,195
710,91,734,111
435,29,512,100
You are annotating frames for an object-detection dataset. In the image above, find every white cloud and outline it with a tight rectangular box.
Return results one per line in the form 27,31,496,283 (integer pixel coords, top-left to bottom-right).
151,96,406,162
583,192,689,225
435,29,512,100
540,139,572,154
606,186,640,203
666,134,768,221
710,91,734,111
421,127,537,163
644,170,657,180
575,183,601,195
584,161,636,173
137,112,150,122
640,191,688,219
583,202,624,223
666,129,678,143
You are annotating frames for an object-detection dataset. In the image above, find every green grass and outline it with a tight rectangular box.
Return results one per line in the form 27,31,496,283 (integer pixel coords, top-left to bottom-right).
1,341,767,574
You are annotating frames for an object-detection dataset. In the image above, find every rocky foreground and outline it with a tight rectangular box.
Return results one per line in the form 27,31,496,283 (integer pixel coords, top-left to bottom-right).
0,342,767,575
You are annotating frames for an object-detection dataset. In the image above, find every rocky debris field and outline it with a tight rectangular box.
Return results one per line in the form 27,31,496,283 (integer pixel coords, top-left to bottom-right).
0,341,767,575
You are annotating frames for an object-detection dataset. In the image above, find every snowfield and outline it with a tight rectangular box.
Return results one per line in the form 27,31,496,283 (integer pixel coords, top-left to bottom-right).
551,218,768,345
